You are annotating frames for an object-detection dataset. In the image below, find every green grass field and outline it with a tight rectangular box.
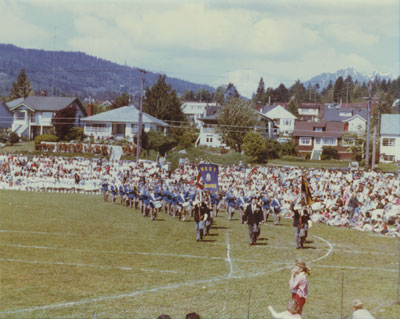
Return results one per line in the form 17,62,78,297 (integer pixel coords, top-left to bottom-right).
0,191,399,319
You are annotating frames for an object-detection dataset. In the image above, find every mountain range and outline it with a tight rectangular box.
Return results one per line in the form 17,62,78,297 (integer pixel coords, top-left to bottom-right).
0,44,396,100
304,67,396,90
0,44,214,101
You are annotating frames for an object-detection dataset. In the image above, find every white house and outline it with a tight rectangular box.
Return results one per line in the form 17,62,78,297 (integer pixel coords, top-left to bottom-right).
380,114,400,162
181,102,218,128
7,96,86,139
261,105,297,135
324,108,367,137
82,105,168,140
196,114,225,148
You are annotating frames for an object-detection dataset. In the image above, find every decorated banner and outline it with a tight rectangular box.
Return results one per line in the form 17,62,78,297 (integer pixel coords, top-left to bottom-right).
198,164,219,191
301,176,313,205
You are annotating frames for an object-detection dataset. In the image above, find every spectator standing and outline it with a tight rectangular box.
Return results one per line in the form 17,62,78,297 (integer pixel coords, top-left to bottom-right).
289,259,310,315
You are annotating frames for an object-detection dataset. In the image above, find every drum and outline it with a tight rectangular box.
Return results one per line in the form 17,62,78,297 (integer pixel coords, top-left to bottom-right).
153,201,162,209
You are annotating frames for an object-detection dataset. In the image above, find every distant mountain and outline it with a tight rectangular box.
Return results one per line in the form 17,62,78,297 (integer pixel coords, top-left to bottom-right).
304,67,396,90
0,44,215,101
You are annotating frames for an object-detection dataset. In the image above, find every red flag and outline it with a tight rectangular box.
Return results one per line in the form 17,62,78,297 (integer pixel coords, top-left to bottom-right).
196,171,204,190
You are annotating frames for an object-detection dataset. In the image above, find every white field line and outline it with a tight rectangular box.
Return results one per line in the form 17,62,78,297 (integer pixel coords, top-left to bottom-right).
311,264,398,273
0,258,132,271
0,243,263,263
0,234,335,315
311,235,333,263
0,258,182,274
226,230,234,278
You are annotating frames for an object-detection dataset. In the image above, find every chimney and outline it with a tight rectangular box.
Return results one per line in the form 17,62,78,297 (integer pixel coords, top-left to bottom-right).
87,104,93,117
40,90,47,96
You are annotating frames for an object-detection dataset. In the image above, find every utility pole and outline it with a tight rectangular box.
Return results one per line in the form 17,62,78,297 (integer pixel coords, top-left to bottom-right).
136,69,146,161
365,83,372,168
371,125,377,169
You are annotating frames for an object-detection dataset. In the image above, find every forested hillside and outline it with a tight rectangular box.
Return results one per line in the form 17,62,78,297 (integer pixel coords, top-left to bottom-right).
0,44,214,100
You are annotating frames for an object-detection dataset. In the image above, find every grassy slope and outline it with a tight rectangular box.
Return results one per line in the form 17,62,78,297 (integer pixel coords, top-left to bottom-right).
0,191,399,319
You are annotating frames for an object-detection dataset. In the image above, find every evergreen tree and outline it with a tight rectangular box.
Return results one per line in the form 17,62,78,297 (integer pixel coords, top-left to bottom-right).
290,80,306,104
52,106,77,140
254,77,265,104
10,69,32,99
143,75,185,122
287,97,299,117
273,83,289,102
215,85,226,105
333,76,344,103
224,83,240,101
181,90,195,101
195,89,213,102
111,92,130,109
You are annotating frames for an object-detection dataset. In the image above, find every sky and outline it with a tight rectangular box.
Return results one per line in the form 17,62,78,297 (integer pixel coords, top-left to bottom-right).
0,0,399,97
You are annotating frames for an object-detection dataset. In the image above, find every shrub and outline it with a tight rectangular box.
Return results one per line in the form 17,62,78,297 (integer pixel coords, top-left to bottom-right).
242,131,267,163
34,134,59,146
305,153,311,160
9,132,19,145
65,127,86,142
220,147,229,154
321,146,339,160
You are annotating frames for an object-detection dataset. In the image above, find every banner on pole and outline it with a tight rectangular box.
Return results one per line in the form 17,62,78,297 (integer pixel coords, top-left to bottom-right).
198,164,219,191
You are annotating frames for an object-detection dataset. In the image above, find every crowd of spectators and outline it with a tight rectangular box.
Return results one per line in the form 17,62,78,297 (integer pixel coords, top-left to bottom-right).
0,153,399,237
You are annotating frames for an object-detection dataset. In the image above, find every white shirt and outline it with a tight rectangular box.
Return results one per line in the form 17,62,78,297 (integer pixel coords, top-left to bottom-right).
352,309,375,319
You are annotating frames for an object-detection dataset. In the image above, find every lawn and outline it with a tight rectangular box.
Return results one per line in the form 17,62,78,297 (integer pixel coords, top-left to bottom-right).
0,191,399,319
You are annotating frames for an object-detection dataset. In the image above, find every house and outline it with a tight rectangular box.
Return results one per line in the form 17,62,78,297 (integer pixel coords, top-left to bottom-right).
8,96,86,139
196,105,225,148
297,103,322,122
293,121,353,160
181,101,219,128
257,112,278,139
324,108,367,136
260,105,297,136
380,114,400,162
82,105,168,140
0,101,13,129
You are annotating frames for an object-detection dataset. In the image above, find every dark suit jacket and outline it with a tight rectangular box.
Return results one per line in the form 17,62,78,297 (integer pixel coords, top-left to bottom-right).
244,203,262,226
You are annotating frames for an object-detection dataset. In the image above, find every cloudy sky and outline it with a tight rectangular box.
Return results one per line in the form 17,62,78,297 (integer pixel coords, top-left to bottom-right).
0,0,398,97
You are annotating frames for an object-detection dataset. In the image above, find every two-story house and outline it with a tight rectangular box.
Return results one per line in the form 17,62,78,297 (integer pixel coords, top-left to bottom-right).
8,96,86,139
293,121,353,160
380,114,400,162
0,102,13,129
297,103,322,122
260,105,297,137
181,101,219,128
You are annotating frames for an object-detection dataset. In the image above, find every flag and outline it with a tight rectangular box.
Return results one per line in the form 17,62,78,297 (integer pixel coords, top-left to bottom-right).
196,171,204,190
301,176,313,205
198,164,219,191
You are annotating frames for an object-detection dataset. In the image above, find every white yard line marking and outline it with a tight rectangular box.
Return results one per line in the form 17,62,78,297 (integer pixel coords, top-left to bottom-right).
0,258,132,271
0,258,182,274
311,264,398,273
0,235,335,315
226,230,234,278
311,235,333,263
0,275,227,315
0,243,262,263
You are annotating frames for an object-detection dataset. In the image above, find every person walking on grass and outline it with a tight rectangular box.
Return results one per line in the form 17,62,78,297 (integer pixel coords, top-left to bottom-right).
243,196,262,245
289,259,310,315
